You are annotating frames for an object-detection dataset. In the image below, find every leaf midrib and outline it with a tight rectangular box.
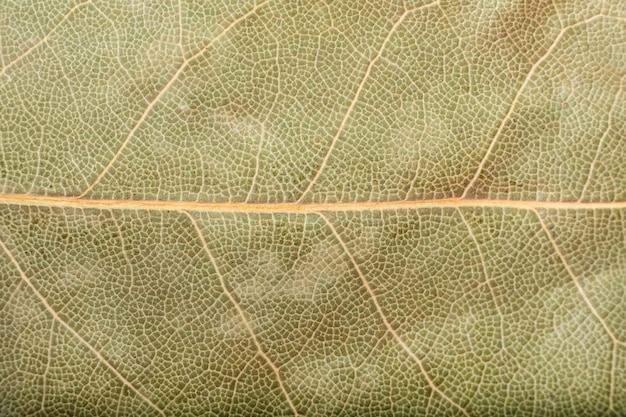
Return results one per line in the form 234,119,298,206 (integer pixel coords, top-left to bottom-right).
0,193,624,213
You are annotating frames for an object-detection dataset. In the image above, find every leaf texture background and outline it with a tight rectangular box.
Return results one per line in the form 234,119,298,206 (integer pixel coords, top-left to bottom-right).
1,0,625,415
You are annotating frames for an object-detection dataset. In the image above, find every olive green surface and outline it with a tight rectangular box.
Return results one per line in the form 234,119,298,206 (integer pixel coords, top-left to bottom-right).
1,0,625,416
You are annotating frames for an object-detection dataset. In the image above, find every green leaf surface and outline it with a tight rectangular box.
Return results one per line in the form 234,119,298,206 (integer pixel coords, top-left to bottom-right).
1,0,625,415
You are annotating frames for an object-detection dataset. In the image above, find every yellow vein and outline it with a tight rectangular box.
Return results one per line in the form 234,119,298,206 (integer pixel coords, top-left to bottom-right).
0,238,164,416
78,0,269,198
2,193,626,213
318,212,470,417
462,13,626,198
297,0,439,203
0,1,90,77
183,211,302,417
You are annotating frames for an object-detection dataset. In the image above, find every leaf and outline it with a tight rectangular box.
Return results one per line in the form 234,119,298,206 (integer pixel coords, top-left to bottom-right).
1,0,625,415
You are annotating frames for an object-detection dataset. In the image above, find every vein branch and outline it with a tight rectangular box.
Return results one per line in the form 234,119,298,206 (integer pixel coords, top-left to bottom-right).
579,76,624,201
40,321,56,411
0,238,164,415
182,211,302,417
462,14,625,198
0,1,90,77
609,343,618,411
297,0,439,203
318,212,470,417
245,123,266,203
456,208,506,349
78,0,269,198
